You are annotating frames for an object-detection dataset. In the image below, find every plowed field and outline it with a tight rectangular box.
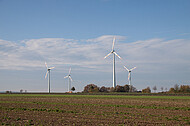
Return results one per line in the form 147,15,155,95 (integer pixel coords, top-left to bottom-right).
0,94,190,125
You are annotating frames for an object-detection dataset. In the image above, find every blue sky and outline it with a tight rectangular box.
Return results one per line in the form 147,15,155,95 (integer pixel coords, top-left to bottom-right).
0,0,190,92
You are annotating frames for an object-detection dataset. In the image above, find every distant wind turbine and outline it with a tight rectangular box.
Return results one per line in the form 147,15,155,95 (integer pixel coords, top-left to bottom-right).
104,37,122,88
45,62,55,93
64,68,73,92
124,66,136,86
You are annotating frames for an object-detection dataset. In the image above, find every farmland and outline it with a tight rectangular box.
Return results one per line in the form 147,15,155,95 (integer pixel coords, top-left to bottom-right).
0,94,190,125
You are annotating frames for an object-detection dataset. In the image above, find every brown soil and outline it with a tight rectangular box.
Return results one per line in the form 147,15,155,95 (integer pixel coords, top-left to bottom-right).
0,95,190,126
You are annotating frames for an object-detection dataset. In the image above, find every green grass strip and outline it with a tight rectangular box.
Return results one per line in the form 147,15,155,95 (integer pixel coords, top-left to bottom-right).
0,94,190,99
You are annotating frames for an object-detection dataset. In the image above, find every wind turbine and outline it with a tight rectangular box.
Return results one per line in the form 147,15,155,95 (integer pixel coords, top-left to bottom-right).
104,37,122,88
124,66,136,92
45,62,55,93
64,68,73,92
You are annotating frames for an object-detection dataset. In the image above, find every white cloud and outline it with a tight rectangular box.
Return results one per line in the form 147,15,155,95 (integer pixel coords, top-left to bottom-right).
1,36,190,91
86,35,126,43
123,39,190,75
0,36,190,75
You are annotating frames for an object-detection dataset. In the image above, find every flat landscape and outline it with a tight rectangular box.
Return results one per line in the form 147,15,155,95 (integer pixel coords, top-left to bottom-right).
0,94,190,125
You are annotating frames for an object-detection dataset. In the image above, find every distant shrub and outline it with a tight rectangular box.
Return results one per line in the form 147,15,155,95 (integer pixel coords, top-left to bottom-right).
99,86,108,92
71,87,75,92
115,85,125,92
142,87,151,93
6,91,12,94
124,85,130,92
114,85,130,92
83,84,99,93
168,88,175,93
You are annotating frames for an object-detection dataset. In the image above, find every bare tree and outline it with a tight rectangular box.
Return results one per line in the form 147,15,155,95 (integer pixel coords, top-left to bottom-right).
165,87,168,91
152,86,157,93
20,89,23,93
161,87,164,92
174,84,179,92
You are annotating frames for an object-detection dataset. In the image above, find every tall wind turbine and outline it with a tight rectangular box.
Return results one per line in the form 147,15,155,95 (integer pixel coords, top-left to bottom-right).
104,37,122,88
64,68,73,92
45,62,55,93
124,66,136,86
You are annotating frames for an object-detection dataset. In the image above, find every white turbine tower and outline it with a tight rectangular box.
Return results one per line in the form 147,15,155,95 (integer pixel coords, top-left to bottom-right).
124,66,136,91
104,37,122,88
64,68,73,92
45,62,55,93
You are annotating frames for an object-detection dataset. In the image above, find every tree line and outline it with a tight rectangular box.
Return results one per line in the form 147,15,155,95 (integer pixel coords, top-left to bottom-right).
142,84,190,93
4,84,189,94
83,84,190,93
83,84,137,93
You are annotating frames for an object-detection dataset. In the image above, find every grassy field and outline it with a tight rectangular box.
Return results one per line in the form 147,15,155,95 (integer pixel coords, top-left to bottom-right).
0,94,190,125
1,93,190,99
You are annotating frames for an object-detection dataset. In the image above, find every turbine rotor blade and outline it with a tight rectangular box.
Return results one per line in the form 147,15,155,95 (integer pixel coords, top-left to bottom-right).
64,76,68,78
69,68,71,74
104,52,112,59
45,62,48,69
69,76,73,81
49,66,55,70
45,71,48,78
112,37,115,50
130,67,136,71
113,52,122,59
124,66,129,71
